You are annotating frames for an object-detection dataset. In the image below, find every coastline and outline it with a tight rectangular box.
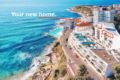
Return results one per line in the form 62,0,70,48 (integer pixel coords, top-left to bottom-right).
7,41,56,80
1,1,120,80
8,7,78,80
22,8,79,80
67,8,81,16
19,43,54,80
68,6,93,18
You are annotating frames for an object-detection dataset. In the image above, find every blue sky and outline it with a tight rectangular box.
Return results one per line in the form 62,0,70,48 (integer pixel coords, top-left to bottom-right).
0,0,120,7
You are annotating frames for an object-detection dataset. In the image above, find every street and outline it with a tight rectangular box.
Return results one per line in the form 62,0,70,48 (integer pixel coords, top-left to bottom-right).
60,29,106,80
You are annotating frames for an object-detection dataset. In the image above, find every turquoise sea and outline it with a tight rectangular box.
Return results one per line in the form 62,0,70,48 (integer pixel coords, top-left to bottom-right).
0,0,120,80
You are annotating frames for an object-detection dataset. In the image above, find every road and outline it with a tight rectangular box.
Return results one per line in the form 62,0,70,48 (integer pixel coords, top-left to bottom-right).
60,29,106,80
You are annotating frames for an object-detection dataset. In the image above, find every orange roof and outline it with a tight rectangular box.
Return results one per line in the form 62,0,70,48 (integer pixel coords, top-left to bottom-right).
76,22,92,27
60,18,92,27
74,19,81,23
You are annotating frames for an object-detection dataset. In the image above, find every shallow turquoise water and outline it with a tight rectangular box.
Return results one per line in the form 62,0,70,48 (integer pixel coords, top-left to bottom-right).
49,27,64,38
0,3,80,80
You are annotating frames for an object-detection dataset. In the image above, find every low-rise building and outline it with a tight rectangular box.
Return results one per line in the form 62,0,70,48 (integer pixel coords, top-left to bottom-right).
92,6,117,24
75,21,93,34
68,31,117,77
93,22,120,49
113,4,120,10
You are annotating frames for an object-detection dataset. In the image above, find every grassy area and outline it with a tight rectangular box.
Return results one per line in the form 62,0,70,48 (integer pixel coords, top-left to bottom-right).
52,41,67,80
68,65,93,80
73,6,92,16
29,63,53,80
29,41,67,80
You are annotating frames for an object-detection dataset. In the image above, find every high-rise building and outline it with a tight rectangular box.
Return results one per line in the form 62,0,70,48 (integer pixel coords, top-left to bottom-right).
113,4,120,10
93,8,104,24
93,8,100,23
104,10,116,22
93,7,116,24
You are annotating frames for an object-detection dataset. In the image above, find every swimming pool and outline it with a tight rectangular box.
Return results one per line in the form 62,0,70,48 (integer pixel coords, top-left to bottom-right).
48,27,64,38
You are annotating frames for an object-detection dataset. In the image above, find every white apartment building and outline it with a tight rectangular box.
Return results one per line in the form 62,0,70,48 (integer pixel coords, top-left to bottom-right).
104,10,116,22
93,22,120,50
93,8,101,23
75,21,93,33
93,22,120,63
93,7,116,24
113,4,120,10
68,31,117,77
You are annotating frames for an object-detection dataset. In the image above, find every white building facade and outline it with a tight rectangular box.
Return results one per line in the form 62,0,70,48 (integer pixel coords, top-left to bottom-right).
93,22,120,49
68,31,117,77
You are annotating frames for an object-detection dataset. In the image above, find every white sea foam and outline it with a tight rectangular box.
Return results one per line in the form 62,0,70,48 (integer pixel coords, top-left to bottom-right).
17,42,54,80
19,52,32,60
19,58,40,80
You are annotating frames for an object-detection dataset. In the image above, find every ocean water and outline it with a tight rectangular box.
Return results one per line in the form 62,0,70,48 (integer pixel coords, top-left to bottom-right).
0,0,120,80
0,3,80,80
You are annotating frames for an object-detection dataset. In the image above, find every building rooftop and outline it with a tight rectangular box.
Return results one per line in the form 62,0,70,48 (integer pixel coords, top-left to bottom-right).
92,49,117,64
74,18,81,23
95,22,119,36
76,22,92,27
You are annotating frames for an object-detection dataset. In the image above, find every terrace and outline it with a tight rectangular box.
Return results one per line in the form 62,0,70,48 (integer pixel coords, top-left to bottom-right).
111,49,120,62
74,33,101,49
75,33,87,41
92,49,117,65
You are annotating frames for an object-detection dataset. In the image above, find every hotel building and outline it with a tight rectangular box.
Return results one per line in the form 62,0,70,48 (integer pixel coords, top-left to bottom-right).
93,7,104,23
93,22,120,63
93,22,120,49
68,21,118,77
113,4,120,10
92,5,120,63
66,4,120,78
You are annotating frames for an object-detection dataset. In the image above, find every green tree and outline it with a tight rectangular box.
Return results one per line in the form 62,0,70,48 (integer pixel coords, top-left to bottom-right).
68,65,93,80
113,64,120,80
54,69,60,79
79,65,87,76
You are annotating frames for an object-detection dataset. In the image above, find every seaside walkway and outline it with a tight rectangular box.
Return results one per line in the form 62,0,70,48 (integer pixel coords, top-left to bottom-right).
60,29,107,80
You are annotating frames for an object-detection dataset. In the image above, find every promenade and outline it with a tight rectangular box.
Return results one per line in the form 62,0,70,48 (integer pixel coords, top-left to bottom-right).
60,29,106,80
